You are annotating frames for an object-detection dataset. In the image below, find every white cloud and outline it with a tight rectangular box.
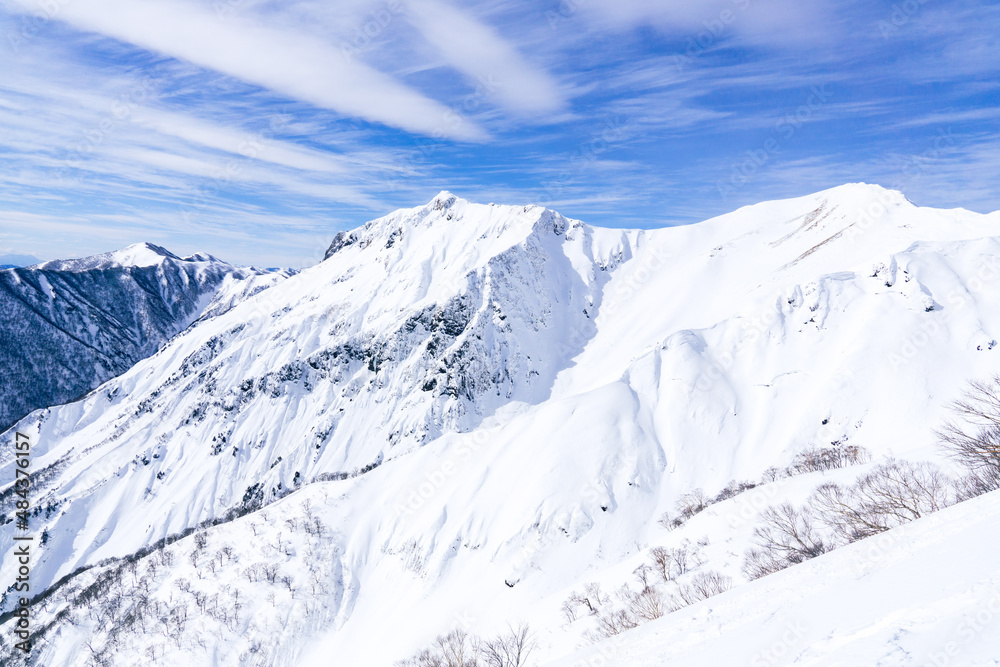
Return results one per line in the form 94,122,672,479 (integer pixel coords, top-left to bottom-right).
403,0,565,115
576,0,837,47
5,0,488,140
129,108,357,175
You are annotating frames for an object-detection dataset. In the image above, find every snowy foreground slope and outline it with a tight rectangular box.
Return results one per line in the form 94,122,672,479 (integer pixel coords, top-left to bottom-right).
554,487,1000,667
0,244,290,432
1,184,1000,665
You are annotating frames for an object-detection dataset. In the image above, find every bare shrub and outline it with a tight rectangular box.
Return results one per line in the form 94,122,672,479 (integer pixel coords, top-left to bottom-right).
560,597,578,623
157,548,175,568
648,541,703,583
436,630,478,667
563,583,606,620
478,623,535,667
243,563,265,583
742,546,788,581
809,460,952,542
624,586,669,622
954,469,1000,502
938,378,1000,495
854,460,952,517
649,547,671,583
632,563,653,589
587,585,676,641
789,445,870,475
397,630,478,667
661,480,765,531
674,571,732,606
193,531,208,551
760,466,781,483
586,583,672,640
745,457,955,580
742,502,829,579
753,503,828,561
592,607,639,639
711,480,757,504
565,591,594,617
667,543,698,578
397,649,445,667
675,489,708,521
583,582,608,609
398,624,536,667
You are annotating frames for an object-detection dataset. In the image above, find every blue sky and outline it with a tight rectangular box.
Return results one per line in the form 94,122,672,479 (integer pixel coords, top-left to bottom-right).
0,0,997,267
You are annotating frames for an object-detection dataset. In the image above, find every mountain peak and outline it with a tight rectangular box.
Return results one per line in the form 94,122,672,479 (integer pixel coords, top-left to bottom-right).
817,182,913,206
0,253,41,268
35,242,225,272
114,242,181,264
323,191,568,261
429,190,459,209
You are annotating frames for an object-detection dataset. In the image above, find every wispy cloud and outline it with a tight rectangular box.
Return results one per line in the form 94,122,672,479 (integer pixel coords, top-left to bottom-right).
404,0,565,115
573,0,843,47
5,0,493,140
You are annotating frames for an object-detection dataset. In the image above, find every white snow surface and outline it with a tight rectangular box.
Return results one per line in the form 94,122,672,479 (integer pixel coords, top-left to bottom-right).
553,488,1000,667
1,184,1000,665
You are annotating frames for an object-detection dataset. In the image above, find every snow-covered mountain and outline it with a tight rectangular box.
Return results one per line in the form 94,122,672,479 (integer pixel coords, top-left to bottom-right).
1,185,999,666
0,243,291,432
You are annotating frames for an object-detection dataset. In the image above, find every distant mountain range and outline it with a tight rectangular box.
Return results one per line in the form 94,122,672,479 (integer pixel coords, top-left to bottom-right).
0,243,292,432
0,253,41,269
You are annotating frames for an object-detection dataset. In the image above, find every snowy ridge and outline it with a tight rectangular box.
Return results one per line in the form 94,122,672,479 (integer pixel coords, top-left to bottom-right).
1,184,999,665
0,194,640,597
34,243,187,272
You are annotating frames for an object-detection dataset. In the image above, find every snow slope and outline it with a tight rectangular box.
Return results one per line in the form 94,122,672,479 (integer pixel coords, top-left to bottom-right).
555,488,1000,667
1,184,999,665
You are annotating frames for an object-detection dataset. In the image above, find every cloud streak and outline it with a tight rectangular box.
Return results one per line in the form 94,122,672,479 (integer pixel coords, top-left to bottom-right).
5,0,488,140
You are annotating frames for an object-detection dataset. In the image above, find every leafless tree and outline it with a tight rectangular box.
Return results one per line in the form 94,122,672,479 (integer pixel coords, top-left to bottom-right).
649,541,703,583
623,586,669,622
788,445,870,475
436,629,478,667
560,598,578,623
742,545,788,581
954,469,1000,502
760,466,781,483
633,563,653,589
938,377,1000,494
478,623,536,667
193,531,208,551
810,460,951,542
744,502,829,576
583,582,608,609
649,546,672,583
674,571,732,607
396,649,445,667
592,607,639,639
564,587,601,618
675,489,708,520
